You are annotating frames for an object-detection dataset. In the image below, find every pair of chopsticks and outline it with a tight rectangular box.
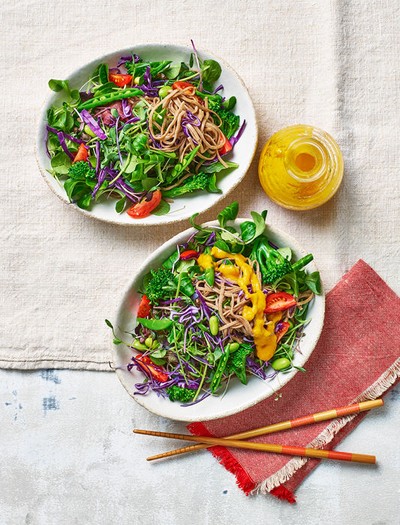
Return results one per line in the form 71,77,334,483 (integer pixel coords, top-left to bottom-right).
134,399,383,464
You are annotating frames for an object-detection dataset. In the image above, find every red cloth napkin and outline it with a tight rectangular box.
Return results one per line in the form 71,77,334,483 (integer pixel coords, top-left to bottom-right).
188,260,400,503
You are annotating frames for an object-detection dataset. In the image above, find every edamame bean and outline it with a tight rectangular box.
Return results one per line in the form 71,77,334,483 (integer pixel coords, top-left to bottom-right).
145,337,153,348
132,340,148,351
83,125,96,138
271,357,291,371
159,85,172,99
209,315,219,336
228,342,240,352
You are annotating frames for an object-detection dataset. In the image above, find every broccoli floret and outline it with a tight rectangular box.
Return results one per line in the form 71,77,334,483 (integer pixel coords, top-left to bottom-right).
207,95,223,113
206,96,239,139
215,108,240,139
68,161,96,180
227,343,253,384
144,267,177,303
166,386,196,403
162,172,218,198
251,237,292,284
250,237,314,285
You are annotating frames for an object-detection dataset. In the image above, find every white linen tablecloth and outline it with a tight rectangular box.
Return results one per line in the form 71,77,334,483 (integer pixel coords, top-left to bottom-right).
1,0,399,370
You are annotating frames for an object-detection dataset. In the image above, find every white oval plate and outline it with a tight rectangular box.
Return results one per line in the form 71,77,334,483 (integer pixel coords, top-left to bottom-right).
112,220,325,421
36,44,258,226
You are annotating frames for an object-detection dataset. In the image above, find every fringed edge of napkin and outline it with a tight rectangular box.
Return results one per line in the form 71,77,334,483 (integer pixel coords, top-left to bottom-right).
187,422,257,495
188,357,400,504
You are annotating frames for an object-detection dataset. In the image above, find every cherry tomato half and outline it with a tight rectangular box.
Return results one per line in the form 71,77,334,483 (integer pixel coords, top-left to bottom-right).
127,190,162,219
180,250,199,260
109,73,133,87
275,321,290,343
264,292,297,314
135,354,168,383
137,295,151,318
73,143,88,163
172,81,196,95
219,134,233,156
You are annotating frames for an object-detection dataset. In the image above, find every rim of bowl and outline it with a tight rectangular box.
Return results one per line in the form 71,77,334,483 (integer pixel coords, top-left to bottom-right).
35,44,258,227
112,219,326,421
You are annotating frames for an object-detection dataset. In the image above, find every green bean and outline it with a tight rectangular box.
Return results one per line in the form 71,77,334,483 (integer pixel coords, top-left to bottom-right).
209,315,219,336
77,88,144,110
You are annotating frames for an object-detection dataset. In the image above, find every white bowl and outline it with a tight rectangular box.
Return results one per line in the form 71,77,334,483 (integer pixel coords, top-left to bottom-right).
36,44,258,226
112,220,325,421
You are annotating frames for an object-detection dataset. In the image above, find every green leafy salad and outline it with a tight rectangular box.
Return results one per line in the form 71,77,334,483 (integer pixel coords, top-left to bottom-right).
45,42,245,219
108,202,322,405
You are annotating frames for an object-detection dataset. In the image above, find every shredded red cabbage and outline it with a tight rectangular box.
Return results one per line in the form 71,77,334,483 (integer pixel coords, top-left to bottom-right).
229,120,247,147
80,110,107,140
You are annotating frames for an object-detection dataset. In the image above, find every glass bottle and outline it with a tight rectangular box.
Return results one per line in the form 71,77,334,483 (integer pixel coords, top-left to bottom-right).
258,125,344,210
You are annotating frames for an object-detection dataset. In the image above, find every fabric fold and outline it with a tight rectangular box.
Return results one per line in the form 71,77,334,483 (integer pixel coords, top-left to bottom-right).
188,260,400,502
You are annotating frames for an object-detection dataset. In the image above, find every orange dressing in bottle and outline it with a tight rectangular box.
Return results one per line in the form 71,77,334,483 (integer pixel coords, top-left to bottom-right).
258,125,344,210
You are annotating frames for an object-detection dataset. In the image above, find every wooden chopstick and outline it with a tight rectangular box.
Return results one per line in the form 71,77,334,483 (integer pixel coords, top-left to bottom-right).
140,399,383,462
134,428,376,464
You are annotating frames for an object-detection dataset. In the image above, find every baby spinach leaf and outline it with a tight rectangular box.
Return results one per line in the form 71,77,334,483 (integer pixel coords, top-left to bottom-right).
50,152,72,175
48,79,71,94
150,347,167,358
153,199,170,216
48,80,81,107
115,196,128,214
250,211,267,239
202,161,238,174
201,59,222,83
77,194,92,210
240,221,256,243
305,271,322,295
164,63,181,79
47,106,75,132
218,201,239,228
206,174,221,194
214,239,230,252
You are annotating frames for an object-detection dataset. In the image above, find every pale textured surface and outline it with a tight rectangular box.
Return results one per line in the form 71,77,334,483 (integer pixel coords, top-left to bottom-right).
1,370,399,524
1,0,400,522
0,0,399,370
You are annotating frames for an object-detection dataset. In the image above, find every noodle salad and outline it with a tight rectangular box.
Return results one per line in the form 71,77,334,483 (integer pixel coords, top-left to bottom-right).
108,202,322,405
45,43,245,219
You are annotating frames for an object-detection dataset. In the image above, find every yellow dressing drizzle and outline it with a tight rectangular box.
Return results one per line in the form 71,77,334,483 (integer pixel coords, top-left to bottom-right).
197,253,214,270
209,247,278,361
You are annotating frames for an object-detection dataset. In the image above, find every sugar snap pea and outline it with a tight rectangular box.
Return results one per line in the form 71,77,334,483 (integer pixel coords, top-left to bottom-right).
77,88,144,110
211,345,230,393
162,250,179,270
179,273,196,297
205,266,215,287
132,340,148,351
